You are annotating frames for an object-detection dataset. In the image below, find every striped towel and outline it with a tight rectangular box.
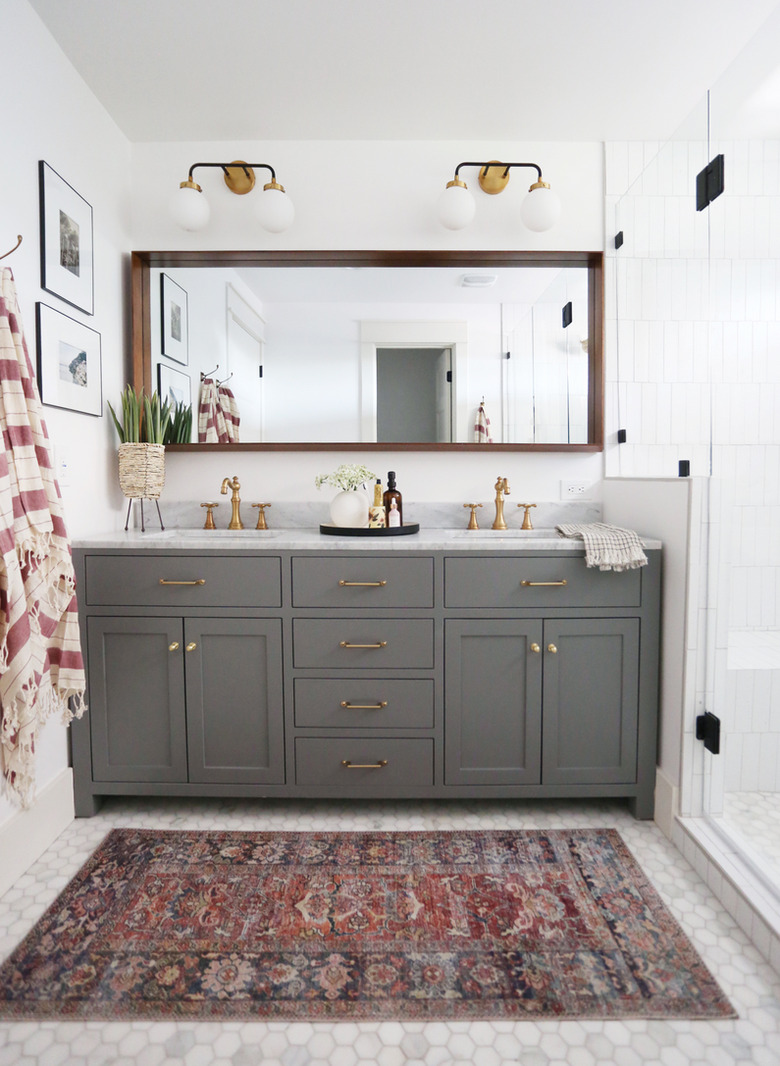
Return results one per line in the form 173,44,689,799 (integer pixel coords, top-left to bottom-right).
473,401,492,443
0,269,86,807
555,522,648,571
198,377,227,443
218,384,240,443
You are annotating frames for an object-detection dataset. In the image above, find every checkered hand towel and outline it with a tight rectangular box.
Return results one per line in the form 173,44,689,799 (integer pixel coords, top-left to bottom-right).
555,522,648,571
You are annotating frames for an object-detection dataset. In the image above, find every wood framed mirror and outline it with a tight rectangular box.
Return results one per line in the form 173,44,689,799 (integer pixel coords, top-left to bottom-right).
131,249,603,451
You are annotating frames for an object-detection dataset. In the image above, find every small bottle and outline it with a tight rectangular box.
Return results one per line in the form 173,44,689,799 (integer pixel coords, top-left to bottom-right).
387,497,401,527
382,471,403,526
368,478,387,528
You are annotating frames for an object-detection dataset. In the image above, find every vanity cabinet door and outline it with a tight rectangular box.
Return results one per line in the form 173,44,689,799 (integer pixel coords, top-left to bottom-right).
444,619,543,785
542,618,639,786
87,616,188,783
184,618,285,785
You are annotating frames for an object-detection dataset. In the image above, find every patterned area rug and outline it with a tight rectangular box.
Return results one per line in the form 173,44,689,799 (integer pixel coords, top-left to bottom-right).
0,827,735,1021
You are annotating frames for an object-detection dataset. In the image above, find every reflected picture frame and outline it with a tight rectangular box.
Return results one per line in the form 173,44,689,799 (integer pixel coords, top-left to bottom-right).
38,161,94,315
160,274,188,364
158,362,191,408
36,302,102,416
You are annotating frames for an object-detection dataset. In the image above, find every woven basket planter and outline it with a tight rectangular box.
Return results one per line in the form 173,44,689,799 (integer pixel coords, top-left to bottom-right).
117,442,165,499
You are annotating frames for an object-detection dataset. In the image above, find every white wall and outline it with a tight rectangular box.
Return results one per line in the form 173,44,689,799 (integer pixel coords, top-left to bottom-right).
0,0,132,827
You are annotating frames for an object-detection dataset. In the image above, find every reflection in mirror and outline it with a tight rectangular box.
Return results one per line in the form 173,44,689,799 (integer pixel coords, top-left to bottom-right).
133,251,603,451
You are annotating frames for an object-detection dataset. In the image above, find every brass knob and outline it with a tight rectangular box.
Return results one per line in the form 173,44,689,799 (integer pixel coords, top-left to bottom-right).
252,503,271,530
186,642,197,651
530,643,541,653
168,641,180,652
547,643,558,654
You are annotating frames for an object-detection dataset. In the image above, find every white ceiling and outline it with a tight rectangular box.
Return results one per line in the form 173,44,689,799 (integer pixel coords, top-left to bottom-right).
28,0,780,144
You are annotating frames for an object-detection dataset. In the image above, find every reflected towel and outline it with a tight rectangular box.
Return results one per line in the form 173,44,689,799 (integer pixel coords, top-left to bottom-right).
218,384,240,443
198,377,231,443
555,522,648,571
473,401,492,443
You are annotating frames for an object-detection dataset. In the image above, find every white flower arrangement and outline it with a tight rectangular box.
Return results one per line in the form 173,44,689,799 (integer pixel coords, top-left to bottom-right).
315,463,377,492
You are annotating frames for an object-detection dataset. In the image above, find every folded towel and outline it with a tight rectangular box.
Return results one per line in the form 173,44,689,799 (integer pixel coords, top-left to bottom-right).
555,522,648,572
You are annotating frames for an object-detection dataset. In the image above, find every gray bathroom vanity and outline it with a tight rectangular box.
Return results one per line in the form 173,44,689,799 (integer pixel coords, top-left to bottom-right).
70,529,661,818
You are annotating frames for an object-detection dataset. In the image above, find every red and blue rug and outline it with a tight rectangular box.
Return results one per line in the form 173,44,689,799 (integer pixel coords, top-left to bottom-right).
0,827,735,1021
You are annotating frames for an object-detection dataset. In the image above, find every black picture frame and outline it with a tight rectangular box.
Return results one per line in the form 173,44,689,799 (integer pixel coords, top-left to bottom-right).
160,274,189,364
158,362,192,407
36,302,102,416
38,161,94,315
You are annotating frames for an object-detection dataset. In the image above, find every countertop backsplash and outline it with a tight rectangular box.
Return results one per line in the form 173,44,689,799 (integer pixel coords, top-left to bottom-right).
153,499,602,532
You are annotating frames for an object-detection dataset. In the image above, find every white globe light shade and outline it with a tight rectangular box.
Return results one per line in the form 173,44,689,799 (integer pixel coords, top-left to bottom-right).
520,184,561,232
170,184,210,231
255,185,295,233
436,182,476,230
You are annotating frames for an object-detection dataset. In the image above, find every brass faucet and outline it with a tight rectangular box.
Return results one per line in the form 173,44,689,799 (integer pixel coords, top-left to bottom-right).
492,476,510,530
220,476,243,529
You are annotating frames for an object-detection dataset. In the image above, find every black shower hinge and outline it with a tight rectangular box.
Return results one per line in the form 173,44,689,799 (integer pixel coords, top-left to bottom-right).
614,231,624,249
696,154,725,211
562,301,573,328
696,711,721,755
446,370,452,383
258,365,263,378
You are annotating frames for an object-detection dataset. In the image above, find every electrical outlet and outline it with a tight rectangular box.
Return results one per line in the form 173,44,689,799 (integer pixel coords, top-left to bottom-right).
561,480,588,499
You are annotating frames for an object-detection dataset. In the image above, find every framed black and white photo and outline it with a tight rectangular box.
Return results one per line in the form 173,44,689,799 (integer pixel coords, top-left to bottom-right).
160,274,188,364
158,362,191,407
38,161,94,315
36,302,102,416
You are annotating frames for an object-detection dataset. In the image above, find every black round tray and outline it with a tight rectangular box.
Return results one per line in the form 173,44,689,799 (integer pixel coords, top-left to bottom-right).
319,522,420,537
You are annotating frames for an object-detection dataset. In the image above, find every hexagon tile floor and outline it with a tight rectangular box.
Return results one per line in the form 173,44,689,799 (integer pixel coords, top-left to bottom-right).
1,797,780,1066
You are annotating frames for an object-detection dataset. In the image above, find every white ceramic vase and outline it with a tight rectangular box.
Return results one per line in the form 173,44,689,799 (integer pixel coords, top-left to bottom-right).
329,489,369,528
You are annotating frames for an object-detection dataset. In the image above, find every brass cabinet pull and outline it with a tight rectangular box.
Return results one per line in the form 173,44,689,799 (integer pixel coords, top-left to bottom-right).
168,641,180,652
338,580,387,587
547,643,558,654
340,700,388,710
186,642,197,651
159,578,206,586
341,759,388,769
339,641,387,649
520,579,567,587
530,643,541,654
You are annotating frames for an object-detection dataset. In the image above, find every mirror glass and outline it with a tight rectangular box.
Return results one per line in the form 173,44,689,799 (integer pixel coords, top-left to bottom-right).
134,251,603,450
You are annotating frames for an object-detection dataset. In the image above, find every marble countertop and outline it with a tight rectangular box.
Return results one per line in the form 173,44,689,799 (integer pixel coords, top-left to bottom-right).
74,527,662,552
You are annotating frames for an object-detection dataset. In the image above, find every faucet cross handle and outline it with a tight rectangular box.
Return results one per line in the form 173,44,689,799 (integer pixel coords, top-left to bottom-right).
200,502,219,530
517,502,537,530
463,502,483,530
252,503,272,530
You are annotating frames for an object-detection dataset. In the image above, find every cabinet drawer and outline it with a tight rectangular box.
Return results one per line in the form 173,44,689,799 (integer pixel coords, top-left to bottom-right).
295,738,433,790
292,556,433,608
293,618,434,669
84,554,282,607
444,556,641,608
294,679,434,729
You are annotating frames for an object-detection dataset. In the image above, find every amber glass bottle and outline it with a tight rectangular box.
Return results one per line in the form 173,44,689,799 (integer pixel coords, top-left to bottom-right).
382,470,403,525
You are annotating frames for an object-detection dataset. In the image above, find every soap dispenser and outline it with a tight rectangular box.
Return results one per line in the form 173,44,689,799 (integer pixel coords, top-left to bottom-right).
382,471,403,525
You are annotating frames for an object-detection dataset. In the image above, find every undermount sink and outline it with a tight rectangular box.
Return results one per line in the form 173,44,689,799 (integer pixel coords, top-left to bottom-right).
156,528,281,539
453,527,558,538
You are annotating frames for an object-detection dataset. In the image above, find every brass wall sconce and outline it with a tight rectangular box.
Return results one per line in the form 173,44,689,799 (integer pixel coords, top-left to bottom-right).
437,160,561,232
170,160,294,233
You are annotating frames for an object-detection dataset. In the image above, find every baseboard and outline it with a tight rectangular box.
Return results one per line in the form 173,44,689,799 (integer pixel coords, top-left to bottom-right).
0,769,75,899
653,767,678,840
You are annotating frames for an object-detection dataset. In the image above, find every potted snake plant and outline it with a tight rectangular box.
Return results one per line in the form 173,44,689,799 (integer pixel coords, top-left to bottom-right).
108,385,172,501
